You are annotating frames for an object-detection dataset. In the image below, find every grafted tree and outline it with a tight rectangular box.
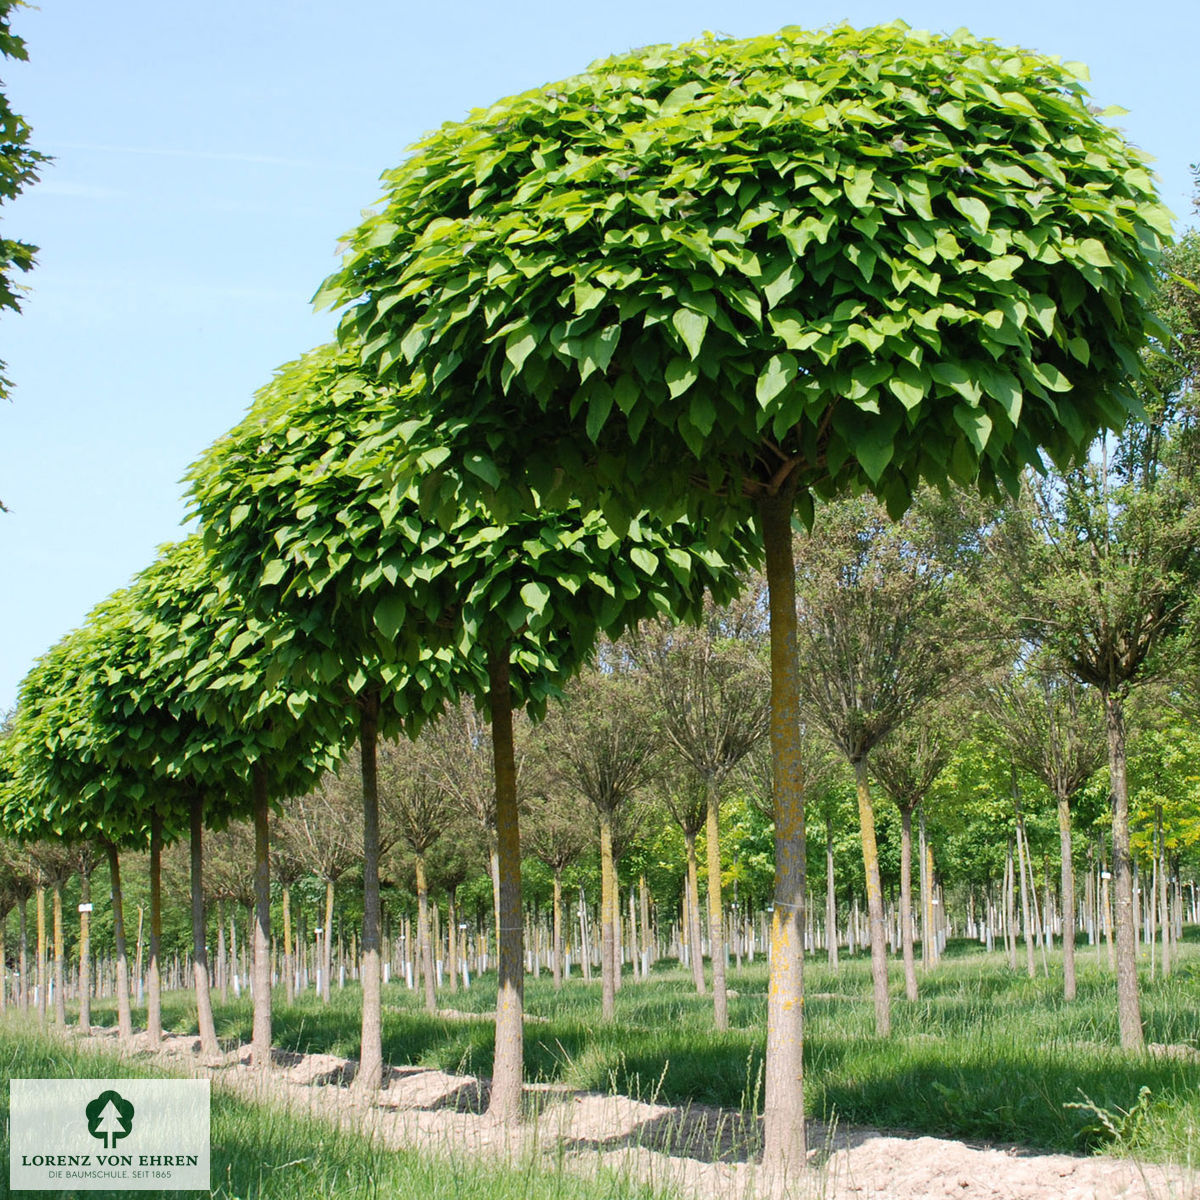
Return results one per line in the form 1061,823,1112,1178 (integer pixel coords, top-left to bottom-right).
632,591,769,1027
795,491,985,1034
189,346,744,1118
322,20,1165,1169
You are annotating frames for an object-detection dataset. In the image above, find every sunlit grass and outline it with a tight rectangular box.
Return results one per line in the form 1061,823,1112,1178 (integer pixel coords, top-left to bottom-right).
81,936,1200,1163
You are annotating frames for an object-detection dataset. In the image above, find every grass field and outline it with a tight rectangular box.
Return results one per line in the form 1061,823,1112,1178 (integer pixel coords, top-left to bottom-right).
76,937,1200,1165
0,1024,678,1200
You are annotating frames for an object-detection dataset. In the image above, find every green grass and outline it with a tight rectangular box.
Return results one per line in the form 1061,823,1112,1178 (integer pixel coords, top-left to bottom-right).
0,1022,679,1200
81,939,1200,1164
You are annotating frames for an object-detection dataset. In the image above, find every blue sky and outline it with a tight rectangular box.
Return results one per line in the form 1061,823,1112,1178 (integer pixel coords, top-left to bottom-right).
1,0,1196,712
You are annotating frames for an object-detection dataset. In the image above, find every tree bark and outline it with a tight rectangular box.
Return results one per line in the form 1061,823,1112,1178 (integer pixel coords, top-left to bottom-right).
36,884,46,1024
448,888,460,993
899,804,918,1002
853,758,891,1036
416,855,437,1013
52,881,66,1025
354,690,385,1094
190,795,220,1057
639,873,651,976
78,869,92,1030
105,842,133,1043
825,816,838,970
552,868,563,990
1014,804,1036,980
599,809,617,1020
18,896,28,1009
282,883,294,1005
251,763,272,1069
1104,689,1144,1048
683,830,706,994
486,638,525,1123
1057,793,1077,1001
148,810,164,1046
322,878,335,1003
758,486,807,1174
705,775,729,1030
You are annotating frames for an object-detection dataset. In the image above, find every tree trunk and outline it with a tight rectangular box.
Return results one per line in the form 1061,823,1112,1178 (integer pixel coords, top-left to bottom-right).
758,486,807,1174
1057,793,1077,1001
148,810,164,1046
78,869,92,1030
899,804,918,1003
448,888,460,994
190,795,220,1057
1014,794,1036,980
322,878,335,1004
282,883,294,1005
486,638,525,1123
18,897,28,1010
36,884,46,1024
705,775,729,1030
52,881,66,1025
105,842,133,1042
1156,805,1170,978
599,809,617,1020
354,691,385,1094
639,873,651,977
683,830,706,994
416,855,437,1014
825,815,838,970
490,841,502,962
552,868,563,991
251,764,272,1069
1104,689,1144,1048
853,758,891,1036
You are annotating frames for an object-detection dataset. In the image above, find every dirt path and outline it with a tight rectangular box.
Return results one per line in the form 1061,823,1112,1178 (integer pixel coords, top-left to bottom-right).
77,1026,1193,1200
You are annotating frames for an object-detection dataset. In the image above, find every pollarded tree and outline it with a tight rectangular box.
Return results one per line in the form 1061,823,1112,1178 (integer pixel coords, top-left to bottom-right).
871,708,957,1001
794,490,987,1035
985,665,1105,1000
658,768,708,993
544,662,658,1020
522,742,592,990
273,766,363,1004
322,21,1166,1170
631,590,769,1028
380,737,445,1013
188,345,746,1117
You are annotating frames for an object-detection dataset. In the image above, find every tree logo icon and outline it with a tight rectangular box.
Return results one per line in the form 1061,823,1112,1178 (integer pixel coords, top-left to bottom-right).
85,1089,135,1148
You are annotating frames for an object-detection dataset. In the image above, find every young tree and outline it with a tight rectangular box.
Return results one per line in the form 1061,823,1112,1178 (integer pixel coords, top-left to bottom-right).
632,592,769,1027
985,667,1105,999
319,21,1167,1167
545,664,658,1019
871,711,956,1001
795,491,985,1033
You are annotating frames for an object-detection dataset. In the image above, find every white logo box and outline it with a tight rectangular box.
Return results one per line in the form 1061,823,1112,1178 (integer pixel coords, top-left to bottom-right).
10,1078,210,1191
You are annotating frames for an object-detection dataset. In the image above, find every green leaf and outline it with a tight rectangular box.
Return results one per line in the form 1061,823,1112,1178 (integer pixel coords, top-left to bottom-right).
672,308,709,359
374,595,407,641
1076,238,1113,269
1032,361,1073,393
756,354,798,407
505,326,537,373
843,170,874,209
260,560,287,588
887,374,926,411
665,356,699,399
950,195,990,235
519,581,551,617
630,547,659,575
954,406,993,455
464,452,501,488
